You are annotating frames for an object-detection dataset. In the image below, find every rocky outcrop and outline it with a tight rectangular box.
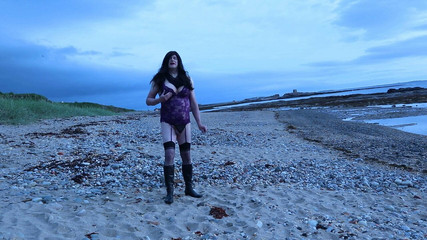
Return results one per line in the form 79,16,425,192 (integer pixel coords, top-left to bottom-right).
201,87,427,111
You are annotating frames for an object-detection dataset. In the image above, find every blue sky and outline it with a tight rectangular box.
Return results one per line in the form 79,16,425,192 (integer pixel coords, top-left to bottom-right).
1,0,426,110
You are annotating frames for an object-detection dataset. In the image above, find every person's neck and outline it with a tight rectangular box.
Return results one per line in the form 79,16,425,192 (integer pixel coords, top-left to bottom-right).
168,69,178,78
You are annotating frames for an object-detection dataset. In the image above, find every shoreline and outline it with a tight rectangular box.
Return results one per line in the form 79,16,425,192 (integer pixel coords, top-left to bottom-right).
199,86,427,112
276,108,427,173
1,109,426,239
199,86,427,137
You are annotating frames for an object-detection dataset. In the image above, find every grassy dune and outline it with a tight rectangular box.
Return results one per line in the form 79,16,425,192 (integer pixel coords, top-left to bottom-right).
0,92,133,125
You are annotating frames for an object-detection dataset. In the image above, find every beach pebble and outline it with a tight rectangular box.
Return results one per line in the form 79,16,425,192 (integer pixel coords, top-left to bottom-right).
42,181,51,186
1,110,426,240
359,220,368,226
401,225,411,231
362,177,370,186
401,180,414,187
111,163,122,170
49,202,64,210
308,220,318,228
42,195,53,203
370,181,379,187
201,234,217,240
32,197,43,203
385,205,396,212
89,234,100,240
77,209,86,216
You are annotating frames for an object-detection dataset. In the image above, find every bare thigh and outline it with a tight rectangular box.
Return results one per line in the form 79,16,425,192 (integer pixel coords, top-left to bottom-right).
161,122,191,144
177,123,191,145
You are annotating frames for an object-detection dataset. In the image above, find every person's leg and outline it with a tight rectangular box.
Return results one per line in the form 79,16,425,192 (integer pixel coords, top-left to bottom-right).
161,122,177,204
178,124,202,198
161,122,177,166
176,123,191,147
177,123,192,165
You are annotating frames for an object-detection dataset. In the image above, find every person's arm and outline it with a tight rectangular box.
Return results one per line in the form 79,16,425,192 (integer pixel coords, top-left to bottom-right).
189,90,207,133
146,84,172,106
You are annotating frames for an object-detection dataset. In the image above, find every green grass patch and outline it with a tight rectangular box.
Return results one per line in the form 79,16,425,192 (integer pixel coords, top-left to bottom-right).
0,92,133,125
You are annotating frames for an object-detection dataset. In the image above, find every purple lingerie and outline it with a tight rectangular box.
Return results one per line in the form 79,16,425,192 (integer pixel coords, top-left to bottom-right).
160,84,191,129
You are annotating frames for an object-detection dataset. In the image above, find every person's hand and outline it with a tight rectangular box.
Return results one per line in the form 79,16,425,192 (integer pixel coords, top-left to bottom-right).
159,90,173,103
198,124,207,133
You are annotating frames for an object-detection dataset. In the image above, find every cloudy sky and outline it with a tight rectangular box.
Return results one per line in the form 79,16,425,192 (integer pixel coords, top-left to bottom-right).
1,0,426,110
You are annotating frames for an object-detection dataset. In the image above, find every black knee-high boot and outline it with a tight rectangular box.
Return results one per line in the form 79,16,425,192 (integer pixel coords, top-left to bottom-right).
163,165,174,204
182,164,202,198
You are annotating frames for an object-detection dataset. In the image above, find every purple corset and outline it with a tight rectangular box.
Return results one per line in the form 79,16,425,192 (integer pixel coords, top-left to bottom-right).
160,85,191,126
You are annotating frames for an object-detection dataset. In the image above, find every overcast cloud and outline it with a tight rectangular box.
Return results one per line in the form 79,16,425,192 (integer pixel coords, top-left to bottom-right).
1,0,426,110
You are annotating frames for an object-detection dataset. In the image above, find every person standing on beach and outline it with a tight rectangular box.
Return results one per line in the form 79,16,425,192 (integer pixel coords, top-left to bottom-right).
146,51,207,204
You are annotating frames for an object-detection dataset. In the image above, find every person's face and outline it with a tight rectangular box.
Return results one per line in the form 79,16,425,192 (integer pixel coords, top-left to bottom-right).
168,55,178,69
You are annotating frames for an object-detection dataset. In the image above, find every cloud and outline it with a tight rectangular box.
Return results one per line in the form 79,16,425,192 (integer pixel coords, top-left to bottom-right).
0,37,103,67
56,47,101,56
110,51,134,58
335,0,427,40
0,38,149,101
309,35,427,66
24,0,342,73
1,1,426,110
355,35,427,63
414,24,427,30
0,0,148,29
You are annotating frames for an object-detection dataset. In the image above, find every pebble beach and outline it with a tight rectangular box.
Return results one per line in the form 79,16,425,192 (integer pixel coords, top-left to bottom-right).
0,109,426,239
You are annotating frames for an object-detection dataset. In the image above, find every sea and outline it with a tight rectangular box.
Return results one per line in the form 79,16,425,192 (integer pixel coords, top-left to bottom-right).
204,80,427,136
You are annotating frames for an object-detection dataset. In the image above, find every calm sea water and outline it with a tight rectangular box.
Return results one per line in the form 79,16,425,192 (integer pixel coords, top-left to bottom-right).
205,80,427,111
362,103,427,136
205,80,427,135
364,115,426,136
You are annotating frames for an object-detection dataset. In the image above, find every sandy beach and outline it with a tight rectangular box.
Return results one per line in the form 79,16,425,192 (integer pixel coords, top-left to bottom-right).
0,109,426,239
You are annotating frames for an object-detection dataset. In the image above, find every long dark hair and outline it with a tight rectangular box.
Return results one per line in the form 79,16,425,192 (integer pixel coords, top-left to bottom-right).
150,51,194,90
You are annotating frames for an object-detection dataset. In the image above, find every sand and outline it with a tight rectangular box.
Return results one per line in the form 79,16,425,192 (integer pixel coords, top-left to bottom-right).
0,110,426,239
